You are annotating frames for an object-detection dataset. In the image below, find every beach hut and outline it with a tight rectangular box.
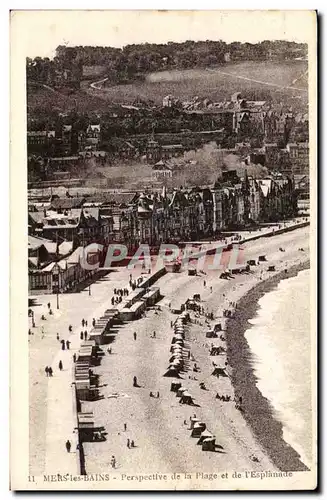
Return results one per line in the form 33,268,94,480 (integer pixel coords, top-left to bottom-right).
163,366,182,378
212,367,228,378
258,255,267,262
179,391,195,406
170,382,182,392
202,437,216,452
191,422,206,437
197,430,213,445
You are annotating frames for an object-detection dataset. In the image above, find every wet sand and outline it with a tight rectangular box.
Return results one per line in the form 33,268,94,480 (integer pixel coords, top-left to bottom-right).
225,260,310,472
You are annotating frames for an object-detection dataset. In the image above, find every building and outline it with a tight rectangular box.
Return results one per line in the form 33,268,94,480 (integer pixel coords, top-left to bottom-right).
286,142,309,175
152,161,173,180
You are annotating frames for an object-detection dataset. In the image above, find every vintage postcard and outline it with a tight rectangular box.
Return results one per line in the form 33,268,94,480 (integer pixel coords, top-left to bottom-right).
10,10,317,491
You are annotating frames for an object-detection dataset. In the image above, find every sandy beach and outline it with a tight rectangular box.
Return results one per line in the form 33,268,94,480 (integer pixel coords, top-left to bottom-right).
78,225,310,475
28,224,310,478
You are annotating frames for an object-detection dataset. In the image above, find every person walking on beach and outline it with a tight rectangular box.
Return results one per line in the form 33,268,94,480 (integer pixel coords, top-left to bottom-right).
130,440,135,448
210,286,212,293
124,423,127,432
45,366,49,377
82,319,85,327
48,367,53,377
110,456,116,468
84,331,87,340
65,440,71,453
85,320,88,327
68,325,72,333
92,318,96,327
203,280,206,287
133,332,137,341
66,340,71,350
127,438,130,448
153,331,156,338
59,360,63,371
56,333,60,341
80,331,83,340
61,339,65,350
133,376,138,387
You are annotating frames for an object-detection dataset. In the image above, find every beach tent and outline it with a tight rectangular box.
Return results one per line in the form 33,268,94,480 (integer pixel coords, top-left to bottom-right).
202,437,216,451
191,422,206,437
172,335,184,343
197,430,213,445
176,386,188,397
169,354,184,363
212,367,228,378
170,382,182,392
179,392,195,406
163,366,181,378
190,417,200,429
206,330,218,338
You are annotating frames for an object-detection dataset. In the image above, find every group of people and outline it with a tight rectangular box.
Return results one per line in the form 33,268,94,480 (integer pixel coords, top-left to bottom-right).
81,319,88,328
216,393,231,402
45,366,53,377
59,339,71,350
114,288,129,296
111,295,123,305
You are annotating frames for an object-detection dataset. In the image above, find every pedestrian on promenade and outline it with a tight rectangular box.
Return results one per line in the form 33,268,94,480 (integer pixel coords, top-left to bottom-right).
66,340,71,350
59,360,63,371
153,331,156,338
45,366,49,377
73,353,76,363
124,423,127,431
133,332,137,341
47,302,51,309
127,439,130,448
48,367,53,377
114,288,117,294
56,333,60,341
80,331,83,340
85,320,88,327
133,376,138,387
68,325,72,333
84,331,87,340
131,440,135,448
111,456,116,468
65,440,71,453
92,318,96,327
61,340,65,350
82,319,85,327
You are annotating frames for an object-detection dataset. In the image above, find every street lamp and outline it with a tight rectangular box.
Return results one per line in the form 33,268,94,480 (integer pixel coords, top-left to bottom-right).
52,263,60,309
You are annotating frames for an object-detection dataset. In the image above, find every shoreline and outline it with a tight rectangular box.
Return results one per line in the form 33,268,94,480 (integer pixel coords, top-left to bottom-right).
226,259,310,472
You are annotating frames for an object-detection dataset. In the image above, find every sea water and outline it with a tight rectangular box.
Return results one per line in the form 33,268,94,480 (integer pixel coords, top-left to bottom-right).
244,269,312,468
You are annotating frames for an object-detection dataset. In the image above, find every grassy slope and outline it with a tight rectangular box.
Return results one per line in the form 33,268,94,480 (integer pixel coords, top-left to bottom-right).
100,60,308,105
27,60,308,114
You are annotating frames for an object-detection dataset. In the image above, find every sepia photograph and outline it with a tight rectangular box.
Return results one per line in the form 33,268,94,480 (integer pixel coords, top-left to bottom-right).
10,9,317,491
